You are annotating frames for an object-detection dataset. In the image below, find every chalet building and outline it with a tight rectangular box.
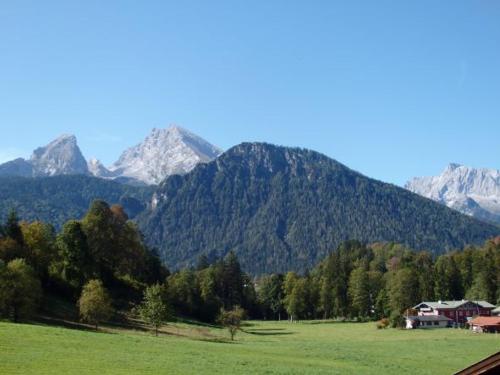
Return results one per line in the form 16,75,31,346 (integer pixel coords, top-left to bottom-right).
469,316,500,333
492,306,500,316
405,315,451,329
412,300,495,325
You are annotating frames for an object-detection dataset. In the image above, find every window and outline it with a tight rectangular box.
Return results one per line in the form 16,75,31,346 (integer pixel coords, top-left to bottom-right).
434,321,439,326
426,321,432,326
459,311,463,316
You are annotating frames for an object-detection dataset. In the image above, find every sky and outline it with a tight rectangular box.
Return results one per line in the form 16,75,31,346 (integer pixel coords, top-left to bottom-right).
0,1,499,186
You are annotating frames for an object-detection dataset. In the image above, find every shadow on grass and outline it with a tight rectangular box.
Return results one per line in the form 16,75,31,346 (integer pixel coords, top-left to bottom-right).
174,317,220,329
33,315,115,334
242,328,294,336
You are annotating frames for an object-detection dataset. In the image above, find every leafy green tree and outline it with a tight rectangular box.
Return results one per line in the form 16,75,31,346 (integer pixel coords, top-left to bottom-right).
167,269,200,317
21,221,56,279
348,263,371,318
218,306,246,341
197,266,222,322
283,272,307,322
4,210,24,245
78,279,113,330
81,201,117,281
434,255,463,300
319,274,334,319
138,284,171,336
221,251,244,309
0,237,27,263
465,273,490,302
258,274,285,320
388,268,419,318
414,252,435,301
0,259,42,322
56,220,92,289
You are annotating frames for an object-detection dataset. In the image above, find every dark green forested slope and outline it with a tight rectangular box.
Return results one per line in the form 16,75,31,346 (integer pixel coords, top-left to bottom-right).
138,143,500,274
0,175,152,229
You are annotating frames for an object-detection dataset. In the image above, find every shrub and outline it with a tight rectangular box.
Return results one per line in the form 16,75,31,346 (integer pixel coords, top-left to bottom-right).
376,318,390,329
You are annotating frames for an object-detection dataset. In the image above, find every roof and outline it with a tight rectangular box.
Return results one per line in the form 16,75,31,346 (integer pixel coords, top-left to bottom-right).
454,351,500,375
406,315,452,322
470,316,500,327
492,306,500,314
414,300,495,310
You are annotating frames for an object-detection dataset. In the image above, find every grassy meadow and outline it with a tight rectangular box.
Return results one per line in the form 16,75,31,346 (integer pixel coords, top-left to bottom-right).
1,320,499,374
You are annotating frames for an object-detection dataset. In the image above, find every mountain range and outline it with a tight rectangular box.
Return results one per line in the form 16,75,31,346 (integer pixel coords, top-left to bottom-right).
0,126,221,185
0,127,498,274
406,164,500,225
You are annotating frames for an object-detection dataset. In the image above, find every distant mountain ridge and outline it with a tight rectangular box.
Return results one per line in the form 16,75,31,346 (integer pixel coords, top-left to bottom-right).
137,143,500,274
0,126,222,185
0,174,152,229
406,164,500,225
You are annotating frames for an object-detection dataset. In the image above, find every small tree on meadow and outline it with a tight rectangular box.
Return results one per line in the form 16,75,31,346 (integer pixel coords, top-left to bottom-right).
218,306,246,341
138,284,171,336
78,279,113,330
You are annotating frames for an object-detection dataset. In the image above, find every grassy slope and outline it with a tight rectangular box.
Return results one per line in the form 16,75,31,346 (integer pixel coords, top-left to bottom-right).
1,320,499,375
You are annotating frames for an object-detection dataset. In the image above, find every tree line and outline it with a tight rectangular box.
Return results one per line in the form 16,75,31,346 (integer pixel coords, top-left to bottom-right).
258,240,500,326
1,200,499,333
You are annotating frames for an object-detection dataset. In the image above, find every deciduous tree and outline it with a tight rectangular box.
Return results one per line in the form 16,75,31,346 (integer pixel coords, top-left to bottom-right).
78,279,113,330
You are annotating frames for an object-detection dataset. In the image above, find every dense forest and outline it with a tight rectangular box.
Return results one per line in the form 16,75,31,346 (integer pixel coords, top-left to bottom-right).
0,175,152,229
1,200,498,330
139,142,500,274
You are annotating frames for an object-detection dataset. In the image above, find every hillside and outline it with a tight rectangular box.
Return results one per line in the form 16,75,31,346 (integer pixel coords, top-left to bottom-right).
138,143,500,274
0,175,152,228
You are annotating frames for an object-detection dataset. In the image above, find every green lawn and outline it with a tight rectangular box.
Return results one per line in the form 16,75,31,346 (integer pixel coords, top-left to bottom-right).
1,320,498,374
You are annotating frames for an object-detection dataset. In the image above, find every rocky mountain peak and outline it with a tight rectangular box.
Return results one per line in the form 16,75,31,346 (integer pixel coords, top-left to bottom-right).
109,126,222,185
30,134,89,177
406,164,500,225
87,158,113,178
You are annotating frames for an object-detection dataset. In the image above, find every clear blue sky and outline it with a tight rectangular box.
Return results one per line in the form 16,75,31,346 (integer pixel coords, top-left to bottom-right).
0,1,499,185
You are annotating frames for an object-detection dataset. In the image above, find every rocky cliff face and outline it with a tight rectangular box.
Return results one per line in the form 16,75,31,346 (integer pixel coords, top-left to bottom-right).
30,134,89,176
0,134,89,177
108,125,222,185
406,164,500,225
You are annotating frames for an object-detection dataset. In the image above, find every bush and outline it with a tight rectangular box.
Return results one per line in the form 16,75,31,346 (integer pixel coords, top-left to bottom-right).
376,318,390,329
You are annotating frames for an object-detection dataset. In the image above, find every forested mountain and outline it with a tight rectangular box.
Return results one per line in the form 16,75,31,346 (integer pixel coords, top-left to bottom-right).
138,143,500,274
0,175,152,229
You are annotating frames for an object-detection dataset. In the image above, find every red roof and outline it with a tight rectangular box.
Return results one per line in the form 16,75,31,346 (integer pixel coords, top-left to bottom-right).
470,316,500,327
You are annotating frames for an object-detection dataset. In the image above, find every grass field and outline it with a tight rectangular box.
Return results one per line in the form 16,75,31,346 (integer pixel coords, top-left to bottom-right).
1,320,499,374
